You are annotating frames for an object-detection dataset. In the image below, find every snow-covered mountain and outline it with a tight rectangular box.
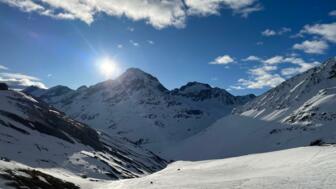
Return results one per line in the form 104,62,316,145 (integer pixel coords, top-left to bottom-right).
0,88,167,180
23,68,254,152
236,57,336,126
164,57,336,160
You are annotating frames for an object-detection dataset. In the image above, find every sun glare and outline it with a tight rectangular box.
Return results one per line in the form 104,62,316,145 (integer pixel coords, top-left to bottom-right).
97,57,120,78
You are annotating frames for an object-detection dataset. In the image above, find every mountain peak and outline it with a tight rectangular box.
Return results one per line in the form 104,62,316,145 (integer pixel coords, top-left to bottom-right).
173,81,215,95
179,82,212,92
120,68,157,81
116,68,168,92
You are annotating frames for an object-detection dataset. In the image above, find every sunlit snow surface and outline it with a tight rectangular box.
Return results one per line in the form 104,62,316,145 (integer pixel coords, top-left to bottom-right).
100,146,336,189
3,146,335,189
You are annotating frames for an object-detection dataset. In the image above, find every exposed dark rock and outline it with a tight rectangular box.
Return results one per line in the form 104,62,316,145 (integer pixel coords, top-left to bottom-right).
0,83,8,90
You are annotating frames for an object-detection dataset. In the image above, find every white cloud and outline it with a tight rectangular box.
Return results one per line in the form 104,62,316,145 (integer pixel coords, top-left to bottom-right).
0,72,47,90
262,27,291,37
1,0,44,12
293,40,328,54
1,0,262,29
280,57,320,76
129,40,140,47
278,27,291,35
235,55,320,89
329,10,336,16
261,29,276,36
0,65,8,70
229,85,244,90
238,66,285,89
185,0,262,17
263,56,284,64
210,55,234,65
300,22,336,43
242,55,261,61
117,44,123,49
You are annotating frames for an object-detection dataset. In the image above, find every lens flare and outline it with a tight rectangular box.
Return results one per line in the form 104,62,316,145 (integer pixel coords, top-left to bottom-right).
97,57,120,78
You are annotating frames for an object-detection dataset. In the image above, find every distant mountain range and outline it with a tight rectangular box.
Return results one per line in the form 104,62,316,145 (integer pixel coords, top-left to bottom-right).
22,58,336,161
23,68,255,153
1,57,335,188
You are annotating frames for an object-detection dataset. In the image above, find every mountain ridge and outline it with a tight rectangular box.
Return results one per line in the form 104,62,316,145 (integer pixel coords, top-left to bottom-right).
163,57,336,160
22,68,255,153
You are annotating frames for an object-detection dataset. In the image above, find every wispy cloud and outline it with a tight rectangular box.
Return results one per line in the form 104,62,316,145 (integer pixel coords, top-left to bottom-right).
0,0,262,29
0,65,8,70
264,56,284,64
300,22,336,43
147,40,155,45
280,57,320,76
209,55,234,65
329,10,336,16
238,65,284,89
242,55,261,62
127,27,135,32
261,27,291,37
185,0,262,17
293,22,336,55
261,29,276,36
233,55,320,89
129,40,140,47
0,72,47,90
256,41,263,45
293,40,328,54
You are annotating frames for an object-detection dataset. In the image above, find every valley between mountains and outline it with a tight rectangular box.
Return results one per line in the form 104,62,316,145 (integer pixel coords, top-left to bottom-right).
1,57,336,188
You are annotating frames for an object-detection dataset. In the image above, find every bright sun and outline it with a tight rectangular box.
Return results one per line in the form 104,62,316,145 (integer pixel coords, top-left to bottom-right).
97,57,120,78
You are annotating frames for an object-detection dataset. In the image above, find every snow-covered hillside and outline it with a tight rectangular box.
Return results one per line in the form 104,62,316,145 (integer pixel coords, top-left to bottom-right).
23,68,254,152
236,57,336,126
3,146,334,189
104,146,336,189
164,58,336,160
0,89,167,180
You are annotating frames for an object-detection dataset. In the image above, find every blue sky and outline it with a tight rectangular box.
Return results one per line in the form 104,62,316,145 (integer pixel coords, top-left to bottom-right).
0,0,335,95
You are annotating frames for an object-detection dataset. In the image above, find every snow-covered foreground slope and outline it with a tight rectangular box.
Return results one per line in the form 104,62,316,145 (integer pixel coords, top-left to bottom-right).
23,68,254,153
0,90,167,180
101,146,336,189
2,146,335,189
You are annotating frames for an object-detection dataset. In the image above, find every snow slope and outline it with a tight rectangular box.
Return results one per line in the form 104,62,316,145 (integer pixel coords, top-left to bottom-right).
164,57,336,160
2,146,335,189
236,57,336,126
163,115,336,160
0,89,167,180
23,68,254,152
101,146,336,189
